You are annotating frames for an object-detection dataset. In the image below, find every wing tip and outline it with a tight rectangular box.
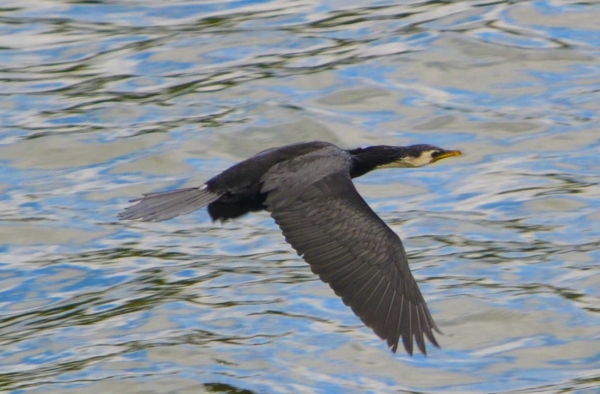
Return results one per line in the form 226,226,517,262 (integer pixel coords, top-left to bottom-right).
390,324,442,356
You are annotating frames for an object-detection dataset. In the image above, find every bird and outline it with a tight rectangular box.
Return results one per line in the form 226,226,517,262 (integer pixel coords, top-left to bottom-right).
119,141,461,355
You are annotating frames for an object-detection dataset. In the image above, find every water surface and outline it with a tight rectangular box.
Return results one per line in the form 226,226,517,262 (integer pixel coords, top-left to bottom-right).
0,0,599,392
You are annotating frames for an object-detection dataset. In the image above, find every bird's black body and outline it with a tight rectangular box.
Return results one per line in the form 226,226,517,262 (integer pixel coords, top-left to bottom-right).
120,140,461,355
206,141,333,221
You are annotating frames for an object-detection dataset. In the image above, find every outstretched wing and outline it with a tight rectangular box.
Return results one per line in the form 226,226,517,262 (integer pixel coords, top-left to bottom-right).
261,146,440,355
119,186,221,222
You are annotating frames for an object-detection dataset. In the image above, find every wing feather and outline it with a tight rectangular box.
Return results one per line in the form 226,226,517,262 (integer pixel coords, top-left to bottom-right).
261,146,439,355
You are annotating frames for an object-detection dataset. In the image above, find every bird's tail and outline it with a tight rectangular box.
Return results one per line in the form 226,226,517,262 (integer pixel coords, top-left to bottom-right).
118,186,221,222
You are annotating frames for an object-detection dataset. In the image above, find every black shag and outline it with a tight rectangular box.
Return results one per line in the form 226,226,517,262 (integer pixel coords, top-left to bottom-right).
119,141,461,355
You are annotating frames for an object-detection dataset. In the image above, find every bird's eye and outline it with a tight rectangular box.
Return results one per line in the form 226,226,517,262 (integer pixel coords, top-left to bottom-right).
430,150,442,158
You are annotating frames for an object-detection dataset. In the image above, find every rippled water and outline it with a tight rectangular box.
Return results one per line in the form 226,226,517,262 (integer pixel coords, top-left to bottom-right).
1,0,599,392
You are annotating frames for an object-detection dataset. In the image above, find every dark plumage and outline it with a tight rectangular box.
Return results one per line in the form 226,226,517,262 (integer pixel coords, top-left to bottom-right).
119,141,461,355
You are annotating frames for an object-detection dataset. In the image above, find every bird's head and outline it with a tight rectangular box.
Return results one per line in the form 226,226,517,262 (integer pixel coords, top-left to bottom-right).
381,144,462,168
349,144,462,177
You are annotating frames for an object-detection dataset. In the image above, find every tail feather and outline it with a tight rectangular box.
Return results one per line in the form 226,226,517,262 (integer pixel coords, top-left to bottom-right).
119,186,221,222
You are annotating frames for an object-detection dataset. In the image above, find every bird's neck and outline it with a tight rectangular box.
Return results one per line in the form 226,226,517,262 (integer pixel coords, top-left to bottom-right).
348,147,394,178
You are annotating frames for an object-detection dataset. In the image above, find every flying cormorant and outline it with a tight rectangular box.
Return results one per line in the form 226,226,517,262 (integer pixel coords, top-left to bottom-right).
119,141,461,355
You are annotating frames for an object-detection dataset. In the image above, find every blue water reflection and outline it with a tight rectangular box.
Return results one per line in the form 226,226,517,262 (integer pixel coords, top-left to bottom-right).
0,0,599,392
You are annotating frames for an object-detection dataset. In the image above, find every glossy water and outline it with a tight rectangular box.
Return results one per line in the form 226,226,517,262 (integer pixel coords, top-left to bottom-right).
1,0,599,392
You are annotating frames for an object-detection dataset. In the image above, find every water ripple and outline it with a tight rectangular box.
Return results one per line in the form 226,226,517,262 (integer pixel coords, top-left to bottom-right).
0,0,599,392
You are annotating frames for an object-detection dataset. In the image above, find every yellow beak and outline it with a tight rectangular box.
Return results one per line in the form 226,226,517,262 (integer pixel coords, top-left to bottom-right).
431,150,462,163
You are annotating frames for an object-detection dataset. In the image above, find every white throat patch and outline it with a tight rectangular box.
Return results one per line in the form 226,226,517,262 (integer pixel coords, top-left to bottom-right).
376,151,436,169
